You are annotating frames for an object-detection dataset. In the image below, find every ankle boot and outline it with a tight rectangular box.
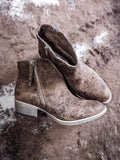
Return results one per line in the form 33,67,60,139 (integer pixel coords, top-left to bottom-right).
15,58,107,126
36,24,112,104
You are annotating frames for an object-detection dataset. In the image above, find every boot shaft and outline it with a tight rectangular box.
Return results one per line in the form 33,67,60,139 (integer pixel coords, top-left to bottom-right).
37,24,77,65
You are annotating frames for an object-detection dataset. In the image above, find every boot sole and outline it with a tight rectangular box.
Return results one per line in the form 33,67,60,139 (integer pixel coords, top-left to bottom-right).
15,99,107,126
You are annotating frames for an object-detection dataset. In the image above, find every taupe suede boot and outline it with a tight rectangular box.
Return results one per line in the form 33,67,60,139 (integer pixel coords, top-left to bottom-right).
15,58,107,126
37,24,112,104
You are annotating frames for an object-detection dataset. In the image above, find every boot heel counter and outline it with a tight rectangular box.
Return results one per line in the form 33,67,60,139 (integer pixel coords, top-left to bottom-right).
15,60,39,103
15,61,29,98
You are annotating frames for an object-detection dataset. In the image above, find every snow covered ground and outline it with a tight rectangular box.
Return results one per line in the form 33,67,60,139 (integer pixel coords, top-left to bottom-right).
0,82,16,133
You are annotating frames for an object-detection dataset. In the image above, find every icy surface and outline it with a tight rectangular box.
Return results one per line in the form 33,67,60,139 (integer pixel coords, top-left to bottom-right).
1,0,60,20
0,82,16,134
9,0,29,20
93,30,108,47
73,31,109,63
73,42,91,62
30,0,60,6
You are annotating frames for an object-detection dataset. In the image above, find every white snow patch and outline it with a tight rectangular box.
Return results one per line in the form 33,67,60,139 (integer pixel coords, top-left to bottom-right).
6,0,59,20
0,95,14,111
9,0,30,20
0,82,15,99
0,82,16,133
93,30,108,47
73,42,91,63
30,0,60,7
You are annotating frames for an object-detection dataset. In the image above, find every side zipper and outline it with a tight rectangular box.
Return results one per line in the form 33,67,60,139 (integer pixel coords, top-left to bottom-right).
29,60,35,87
29,59,46,107
34,65,46,107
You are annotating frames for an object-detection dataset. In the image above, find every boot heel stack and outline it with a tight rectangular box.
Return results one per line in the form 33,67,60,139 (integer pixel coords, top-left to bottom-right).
15,99,38,118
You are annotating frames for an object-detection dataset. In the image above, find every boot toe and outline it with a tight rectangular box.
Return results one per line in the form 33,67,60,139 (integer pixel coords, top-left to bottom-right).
69,100,107,122
103,88,112,104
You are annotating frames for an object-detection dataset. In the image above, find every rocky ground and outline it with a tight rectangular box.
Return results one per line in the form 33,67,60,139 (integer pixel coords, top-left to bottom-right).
0,0,120,160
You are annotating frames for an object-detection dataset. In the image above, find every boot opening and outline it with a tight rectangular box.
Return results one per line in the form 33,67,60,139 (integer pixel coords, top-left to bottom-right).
38,25,77,66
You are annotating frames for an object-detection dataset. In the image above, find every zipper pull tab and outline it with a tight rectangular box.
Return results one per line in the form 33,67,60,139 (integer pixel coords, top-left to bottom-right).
29,59,35,67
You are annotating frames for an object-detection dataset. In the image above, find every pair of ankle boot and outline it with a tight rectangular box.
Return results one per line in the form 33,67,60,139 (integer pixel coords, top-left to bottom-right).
15,25,112,126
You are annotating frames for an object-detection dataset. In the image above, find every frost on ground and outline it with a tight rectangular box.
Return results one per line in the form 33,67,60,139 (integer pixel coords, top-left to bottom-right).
0,0,77,20
30,0,60,7
0,0,60,20
73,31,109,63
73,42,91,63
9,0,30,20
93,30,108,47
0,82,16,134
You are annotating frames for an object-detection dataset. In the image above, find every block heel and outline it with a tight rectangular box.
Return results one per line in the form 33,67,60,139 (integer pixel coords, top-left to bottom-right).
15,99,38,118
